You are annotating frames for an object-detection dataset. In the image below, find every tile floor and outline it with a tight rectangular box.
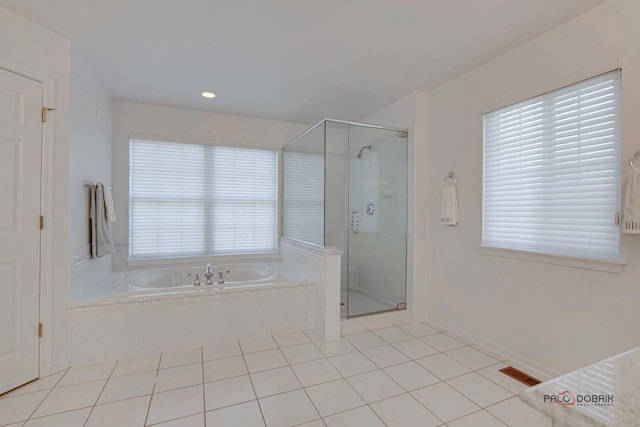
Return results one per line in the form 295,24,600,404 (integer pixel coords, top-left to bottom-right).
0,322,552,427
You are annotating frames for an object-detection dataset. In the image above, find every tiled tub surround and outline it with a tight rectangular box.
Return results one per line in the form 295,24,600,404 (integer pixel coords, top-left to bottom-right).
0,323,551,427
279,238,342,341
520,346,640,427
67,239,342,365
67,281,315,366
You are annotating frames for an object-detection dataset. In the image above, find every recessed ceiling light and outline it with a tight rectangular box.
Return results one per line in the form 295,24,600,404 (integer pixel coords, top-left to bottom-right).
201,91,216,99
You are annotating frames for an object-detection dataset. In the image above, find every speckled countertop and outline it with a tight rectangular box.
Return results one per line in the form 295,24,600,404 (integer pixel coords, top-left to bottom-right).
519,347,640,426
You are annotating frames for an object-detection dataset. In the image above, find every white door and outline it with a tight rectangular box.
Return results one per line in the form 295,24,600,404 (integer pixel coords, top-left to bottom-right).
0,68,42,394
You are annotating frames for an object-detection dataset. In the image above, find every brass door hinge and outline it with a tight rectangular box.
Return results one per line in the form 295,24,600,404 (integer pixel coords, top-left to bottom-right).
39,323,43,338
42,107,55,123
40,216,44,230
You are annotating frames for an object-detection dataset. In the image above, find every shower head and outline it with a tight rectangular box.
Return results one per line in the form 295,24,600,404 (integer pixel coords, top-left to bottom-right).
356,145,372,159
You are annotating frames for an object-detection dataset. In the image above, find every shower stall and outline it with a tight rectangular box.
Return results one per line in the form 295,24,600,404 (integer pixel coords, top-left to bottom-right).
282,119,408,319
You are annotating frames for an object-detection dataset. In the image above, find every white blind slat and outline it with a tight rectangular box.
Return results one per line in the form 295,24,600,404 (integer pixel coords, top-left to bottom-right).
129,139,278,259
282,151,324,246
482,70,621,261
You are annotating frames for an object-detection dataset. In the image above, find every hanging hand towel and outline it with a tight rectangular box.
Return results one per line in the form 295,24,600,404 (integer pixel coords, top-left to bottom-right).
623,168,640,234
89,183,115,257
441,185,459,226
103,186,117,222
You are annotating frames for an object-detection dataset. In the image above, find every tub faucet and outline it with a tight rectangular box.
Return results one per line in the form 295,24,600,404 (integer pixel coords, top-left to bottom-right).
204,264,214,286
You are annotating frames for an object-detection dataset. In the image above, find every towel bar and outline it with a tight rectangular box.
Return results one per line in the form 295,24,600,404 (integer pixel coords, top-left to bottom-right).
442,171,456,185
83,180,112,190
630,150,640,169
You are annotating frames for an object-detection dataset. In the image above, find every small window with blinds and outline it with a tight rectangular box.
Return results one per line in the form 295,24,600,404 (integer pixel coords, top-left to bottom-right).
282,151,324,245
482,70,621,261
129,138,278,259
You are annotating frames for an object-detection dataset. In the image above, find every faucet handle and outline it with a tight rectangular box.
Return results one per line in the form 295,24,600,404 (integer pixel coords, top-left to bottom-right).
217,270,229,285
205,263,212,274
194,273,201,286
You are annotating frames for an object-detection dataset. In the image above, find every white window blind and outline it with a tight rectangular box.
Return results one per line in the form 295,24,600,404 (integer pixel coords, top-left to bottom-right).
282,151,324,245
129,139,278,259
483,70,621,261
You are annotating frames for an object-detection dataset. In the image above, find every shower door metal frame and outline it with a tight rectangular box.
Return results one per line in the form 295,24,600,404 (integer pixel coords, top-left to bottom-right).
283,118,408,149
339,120,408,319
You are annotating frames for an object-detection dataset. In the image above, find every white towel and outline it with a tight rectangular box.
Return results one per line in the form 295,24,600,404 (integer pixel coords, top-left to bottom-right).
89,183,115,257
623,168,640,234
103,186,117,222
441,185,459,226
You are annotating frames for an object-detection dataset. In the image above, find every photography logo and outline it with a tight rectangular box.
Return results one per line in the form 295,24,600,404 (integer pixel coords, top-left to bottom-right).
543,390,613,407
546,390,576,406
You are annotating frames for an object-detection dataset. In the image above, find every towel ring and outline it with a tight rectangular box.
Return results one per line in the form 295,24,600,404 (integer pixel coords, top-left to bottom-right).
630,150,640,169
442,171,456,185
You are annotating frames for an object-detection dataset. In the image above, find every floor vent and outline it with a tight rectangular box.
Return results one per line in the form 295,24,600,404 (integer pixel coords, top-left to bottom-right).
499,366,542,387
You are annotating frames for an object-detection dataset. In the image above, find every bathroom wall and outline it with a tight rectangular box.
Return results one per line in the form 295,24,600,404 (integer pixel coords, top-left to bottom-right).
424,0,640,376
0,6,71,374
111,101,309,268
69,47,113,297
362,92,430,321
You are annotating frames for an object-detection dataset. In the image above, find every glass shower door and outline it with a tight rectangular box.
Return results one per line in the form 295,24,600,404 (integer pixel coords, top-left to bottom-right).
346,126,407,317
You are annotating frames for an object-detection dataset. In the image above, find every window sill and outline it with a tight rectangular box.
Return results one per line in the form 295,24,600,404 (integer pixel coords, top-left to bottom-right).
126,252,280,268
478,246,626,274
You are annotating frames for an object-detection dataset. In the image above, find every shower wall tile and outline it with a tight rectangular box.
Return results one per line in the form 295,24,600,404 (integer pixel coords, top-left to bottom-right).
280,238,341,340
67,312,107,365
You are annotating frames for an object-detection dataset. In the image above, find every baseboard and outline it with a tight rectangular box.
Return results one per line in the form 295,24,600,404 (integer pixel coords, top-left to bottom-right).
424,316,561,381
410,312,430,323
50,358,70,376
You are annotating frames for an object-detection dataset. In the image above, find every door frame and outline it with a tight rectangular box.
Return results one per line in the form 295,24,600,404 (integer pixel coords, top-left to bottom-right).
1,62,57,379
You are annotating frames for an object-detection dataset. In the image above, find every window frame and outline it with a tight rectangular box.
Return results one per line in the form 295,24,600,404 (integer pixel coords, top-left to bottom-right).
128,137,279,261
481,70,622,267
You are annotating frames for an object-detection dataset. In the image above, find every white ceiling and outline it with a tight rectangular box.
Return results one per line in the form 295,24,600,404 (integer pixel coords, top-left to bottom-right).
1,0,607,124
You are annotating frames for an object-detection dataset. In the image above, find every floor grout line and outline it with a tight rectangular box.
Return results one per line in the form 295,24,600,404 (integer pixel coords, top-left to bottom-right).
286,356,328,425
3,323,543,427
240,338,268,427
200,346,206,427
360,329,452,427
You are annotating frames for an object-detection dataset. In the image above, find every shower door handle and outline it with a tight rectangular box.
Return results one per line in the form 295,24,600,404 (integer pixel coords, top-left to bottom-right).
351,210,360,234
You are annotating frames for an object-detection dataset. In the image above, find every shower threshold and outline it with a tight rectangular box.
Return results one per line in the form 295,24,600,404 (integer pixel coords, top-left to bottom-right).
340,289,405,319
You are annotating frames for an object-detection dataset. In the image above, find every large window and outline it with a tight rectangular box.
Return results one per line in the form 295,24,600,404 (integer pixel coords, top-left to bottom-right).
129,138,278,259
483,70,621,261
